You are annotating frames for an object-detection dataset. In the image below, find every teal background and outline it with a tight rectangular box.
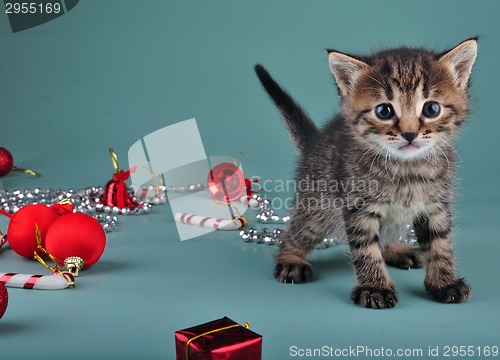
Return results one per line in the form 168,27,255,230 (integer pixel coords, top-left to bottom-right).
0,1,499,359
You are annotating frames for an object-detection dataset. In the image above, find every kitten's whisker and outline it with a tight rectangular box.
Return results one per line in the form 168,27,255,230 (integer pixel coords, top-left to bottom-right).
428,147,438,167
428,67,446,90
366,75,390,91
356,143,379,165
383,149,397,185
369,147,385,175
445,141,463,165
435,143,451,169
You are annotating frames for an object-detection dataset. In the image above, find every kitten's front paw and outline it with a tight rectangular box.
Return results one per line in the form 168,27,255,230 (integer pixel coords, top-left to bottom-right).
425,278,471,303
274,255,312,283
351,286,397,309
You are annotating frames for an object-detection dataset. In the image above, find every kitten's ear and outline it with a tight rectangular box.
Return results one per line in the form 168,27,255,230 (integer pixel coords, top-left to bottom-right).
328,50,368,97
439,38,478,90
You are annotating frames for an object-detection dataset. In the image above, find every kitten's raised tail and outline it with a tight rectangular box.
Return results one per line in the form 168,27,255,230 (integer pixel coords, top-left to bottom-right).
255,64,318,153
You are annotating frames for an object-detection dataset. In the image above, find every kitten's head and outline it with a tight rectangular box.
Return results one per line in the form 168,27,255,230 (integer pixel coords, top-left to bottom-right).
328,38,477,161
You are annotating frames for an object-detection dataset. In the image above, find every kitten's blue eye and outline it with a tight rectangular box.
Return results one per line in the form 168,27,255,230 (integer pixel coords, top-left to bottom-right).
422,101,441,118
375,104,394,120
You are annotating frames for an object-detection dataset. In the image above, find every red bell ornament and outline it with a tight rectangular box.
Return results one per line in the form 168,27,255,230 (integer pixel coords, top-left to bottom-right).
101,168,138,209
0,204,61,258
45,213,106,276
100,148,138,210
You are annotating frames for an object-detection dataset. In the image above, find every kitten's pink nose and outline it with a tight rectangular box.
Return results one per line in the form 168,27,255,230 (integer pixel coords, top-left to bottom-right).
401,132,418,143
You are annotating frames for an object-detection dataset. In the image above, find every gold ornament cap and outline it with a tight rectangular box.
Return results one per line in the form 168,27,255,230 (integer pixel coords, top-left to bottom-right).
64,256,85,277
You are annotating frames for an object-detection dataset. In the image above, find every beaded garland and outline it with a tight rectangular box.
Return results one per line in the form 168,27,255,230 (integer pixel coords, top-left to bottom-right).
0,186,156,233
239,194,418,250
239,194,341,249
168,183,204,193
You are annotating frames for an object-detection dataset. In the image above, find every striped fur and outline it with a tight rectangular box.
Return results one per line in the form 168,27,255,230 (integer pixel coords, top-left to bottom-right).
255,38,477,308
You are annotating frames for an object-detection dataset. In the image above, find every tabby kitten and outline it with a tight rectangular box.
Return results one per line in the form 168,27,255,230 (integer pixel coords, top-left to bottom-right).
255,38,477,309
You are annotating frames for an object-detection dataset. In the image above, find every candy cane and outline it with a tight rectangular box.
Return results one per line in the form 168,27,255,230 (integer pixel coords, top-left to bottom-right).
0,234,7,249
174,212,245,231
0,272,74,290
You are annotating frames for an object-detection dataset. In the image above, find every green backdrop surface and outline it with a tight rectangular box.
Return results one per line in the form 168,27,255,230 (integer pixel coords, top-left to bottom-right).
0,1,498,359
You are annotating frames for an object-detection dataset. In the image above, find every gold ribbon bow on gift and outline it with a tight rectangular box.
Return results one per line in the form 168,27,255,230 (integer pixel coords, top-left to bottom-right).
185,322,250,360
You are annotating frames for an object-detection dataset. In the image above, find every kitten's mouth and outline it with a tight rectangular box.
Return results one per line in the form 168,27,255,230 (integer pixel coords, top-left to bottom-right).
399,143,420,151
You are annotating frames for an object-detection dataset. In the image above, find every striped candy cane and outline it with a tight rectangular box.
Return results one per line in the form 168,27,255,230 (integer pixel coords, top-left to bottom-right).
174,212,246,231
0,272,74,290
0,233,7,249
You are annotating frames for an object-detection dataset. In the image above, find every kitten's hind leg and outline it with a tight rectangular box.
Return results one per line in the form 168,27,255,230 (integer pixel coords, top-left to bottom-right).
383,243,424,269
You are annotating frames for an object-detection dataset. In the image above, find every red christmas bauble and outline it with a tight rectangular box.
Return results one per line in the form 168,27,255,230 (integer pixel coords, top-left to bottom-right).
207,163,246,202
4,204,60,258
45,213,106,269
0,147,14,177
0,283,8,320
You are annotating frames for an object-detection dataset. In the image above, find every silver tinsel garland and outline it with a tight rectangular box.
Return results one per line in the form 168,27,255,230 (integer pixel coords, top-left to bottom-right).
239,194,418,250
0,186,154,233
239,194,342,250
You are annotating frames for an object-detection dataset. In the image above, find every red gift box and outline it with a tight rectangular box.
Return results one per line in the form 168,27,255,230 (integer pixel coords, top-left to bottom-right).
175,317,262,360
